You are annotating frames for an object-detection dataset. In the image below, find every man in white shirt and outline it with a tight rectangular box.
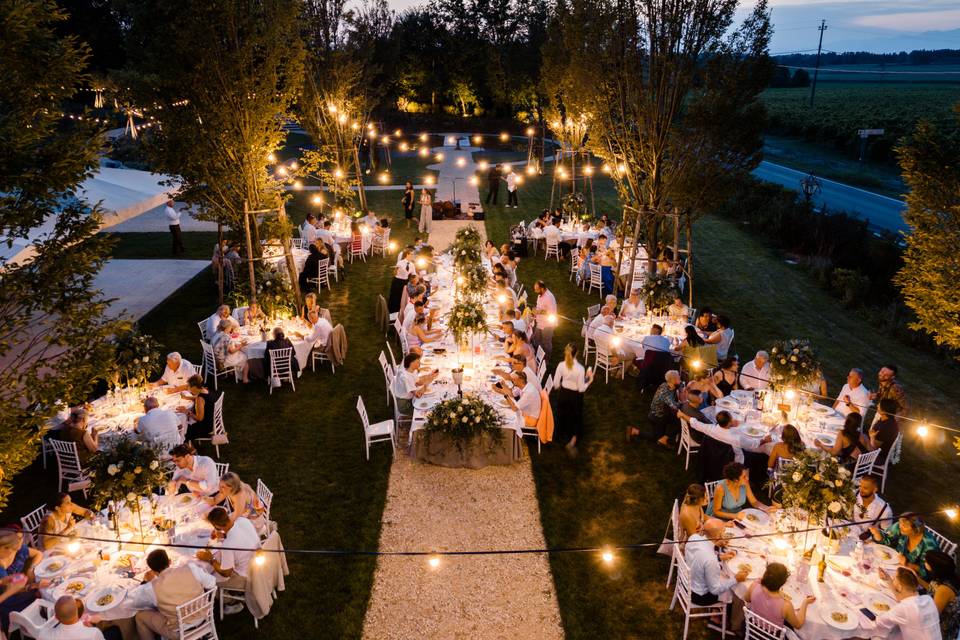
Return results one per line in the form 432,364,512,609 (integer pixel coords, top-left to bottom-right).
493,353,541,396
164,199,184,256
542,220,561,250
833,367,872,417
196,508,260,593
739,350,771,390
587,304,614,339
619,289,646,319
135,397,182,450
392,353,439,416
848,475,893,538
875,567,942,640
505,371,541,425
641,324,672,356
131,549,216,639
151,352,194,393
167,444,220,496
504,309,526,334
316,220,335,246
305,308,333,348
301,213,318,243
505,170,519,208
690,412,770,464
684,518,749,606
206,305,231,341
532,280,558,358
40,596,106,639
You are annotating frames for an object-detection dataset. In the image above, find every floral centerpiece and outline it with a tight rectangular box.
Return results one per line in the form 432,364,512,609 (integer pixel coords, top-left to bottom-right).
111,329,161,389
451,231,484,271
561,191,586,221
458,262,489,301
424,395,505,452
776,449,855,543
87,436,168,539
230,264,297,320
638,273,678,313
769,338,821,391
447,300,487,345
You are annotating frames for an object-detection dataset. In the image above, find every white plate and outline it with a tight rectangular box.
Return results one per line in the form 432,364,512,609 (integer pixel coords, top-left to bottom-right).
819,605,858,631
866,593,897,614
744,426,765,437
872,544,901,565
729,558,763,580
817,434,836,446
811,404,834,415
717,397,739,408
55,576,92,598
731,390,753,400
413,398,436,411
740,509,770,527
34,557,70,579
85,586,126,613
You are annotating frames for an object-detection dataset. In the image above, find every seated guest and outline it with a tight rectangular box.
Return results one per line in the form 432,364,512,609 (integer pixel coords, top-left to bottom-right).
242,301,267,327
151,352,194,393
206,305,231,340
131,549,216,640
135,397,182,450
494,354,541,396
205,472,268,535
815,413,864,467
301,213,318,244
675,324,706,360
167,444,220,497
711,356,740,396
923,550,960,638
392,353,439,416
402,298,425,336
866,398,900,464
704,315,735,361
739,351,770,391
40,595,118,640
667,296,689,320
504,371,541,427
484,240,500,260
684,518,749,606
317,219,336,247
619,288,646,319
686,369,723,406
641,324,672,356
871,512,941,579
504,329,536,363
407,314,441,355
265,327,300,379
707,462,772,520
39,493,92,550
680,389,709,423
833,367,872,417
876,567,942,639
504,309,526,334
679,484,708,542
587,303,615,339
300,292,320,323
0,528,42,634
179,375,219,442
695,307,716,334
374,217,390,237
305,308,333,350
744,562,816,629
53,407,99,464
691,411,771,468
362,209,378,230
848,475,893,539
628,370,682,446
768,424,804,470
211,318,250,383
195,507,259,597
298,241,323,293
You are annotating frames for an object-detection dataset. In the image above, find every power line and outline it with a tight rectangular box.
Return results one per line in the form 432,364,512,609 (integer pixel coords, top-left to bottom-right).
778,64,960,76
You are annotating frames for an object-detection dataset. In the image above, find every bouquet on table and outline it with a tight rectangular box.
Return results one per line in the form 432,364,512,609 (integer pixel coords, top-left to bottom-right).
87,436,168,539
769,338,821,391
110,328,161,389
424,395,505,451
776,448,855,529
447,300,487,345
638,273,678,314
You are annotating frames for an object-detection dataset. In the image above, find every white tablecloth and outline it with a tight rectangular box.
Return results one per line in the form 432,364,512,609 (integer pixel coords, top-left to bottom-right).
240,319,315,370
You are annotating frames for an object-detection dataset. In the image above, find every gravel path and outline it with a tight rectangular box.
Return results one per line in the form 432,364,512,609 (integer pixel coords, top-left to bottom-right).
362,455,564,640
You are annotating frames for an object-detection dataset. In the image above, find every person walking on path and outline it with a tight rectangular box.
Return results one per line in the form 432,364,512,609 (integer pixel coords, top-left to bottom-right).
506,169,519,208
164,199,184,256
485,164,501,205
402,182,415,228
418,188,433,234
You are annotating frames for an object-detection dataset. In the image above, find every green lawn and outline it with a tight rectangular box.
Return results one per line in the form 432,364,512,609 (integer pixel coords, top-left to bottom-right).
3,154,959,639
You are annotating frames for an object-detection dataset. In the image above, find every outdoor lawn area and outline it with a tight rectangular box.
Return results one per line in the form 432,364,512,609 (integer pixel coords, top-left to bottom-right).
5,164,956,639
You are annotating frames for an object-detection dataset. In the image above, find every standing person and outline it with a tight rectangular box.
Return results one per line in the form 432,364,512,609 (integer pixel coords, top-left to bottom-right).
164,199,184,256
532,280,557,359
418,188,433,233
388,248,415,313
551,343,594,451
485,164,501,205
401,182,415,228
506,168,519,208
870,364,908,425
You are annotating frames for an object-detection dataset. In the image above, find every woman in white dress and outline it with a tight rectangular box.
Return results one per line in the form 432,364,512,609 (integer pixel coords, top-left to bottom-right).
418,188,433,233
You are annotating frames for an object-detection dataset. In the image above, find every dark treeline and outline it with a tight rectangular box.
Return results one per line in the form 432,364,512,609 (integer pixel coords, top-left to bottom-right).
775,48,960,67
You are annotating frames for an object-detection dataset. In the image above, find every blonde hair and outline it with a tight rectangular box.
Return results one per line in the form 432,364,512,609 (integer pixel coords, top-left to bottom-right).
220,471,253,497
564,343,577,369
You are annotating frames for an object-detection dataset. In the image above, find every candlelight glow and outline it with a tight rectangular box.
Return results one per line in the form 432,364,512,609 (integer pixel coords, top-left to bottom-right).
478,160,489,171
399,142,409,151
428,555,441,569
420,133,428,142
473,135,482,145
447,136,456,145
394,129,402,137
469,176,478,186
416,257,428,269
784,389,796,401
435,153,445,162
388,240,398,252
67,539,80,554
419,148,429,157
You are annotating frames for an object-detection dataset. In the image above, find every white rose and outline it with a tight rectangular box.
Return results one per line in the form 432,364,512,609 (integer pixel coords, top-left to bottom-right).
126,492,137,502
133,358,140,364
134,466,142,474
143,356,149,363
149,460,159,470
107,464,119,476
462,417,468,423
475,417,481,423
791,472,802,482
828,501,842,514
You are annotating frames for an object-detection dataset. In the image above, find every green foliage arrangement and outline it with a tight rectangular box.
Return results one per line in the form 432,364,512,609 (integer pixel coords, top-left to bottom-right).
776,449,855,523
562,191,586,219
229,264,298,319
638,273,678,312
87,436,168,510
111,329,162,388
447,300,487,345
458,262,489,300
769,338,821,390
424,395,505,449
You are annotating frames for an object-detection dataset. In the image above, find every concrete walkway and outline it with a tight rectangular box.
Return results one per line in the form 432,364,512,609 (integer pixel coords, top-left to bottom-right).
95,259,209,320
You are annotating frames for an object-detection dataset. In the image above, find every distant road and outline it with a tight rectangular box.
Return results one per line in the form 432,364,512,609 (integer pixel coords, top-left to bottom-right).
752,160,907,234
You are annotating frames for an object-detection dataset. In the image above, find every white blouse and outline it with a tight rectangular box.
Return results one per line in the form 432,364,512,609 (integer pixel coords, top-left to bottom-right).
395,259,414,280
553,361,588,392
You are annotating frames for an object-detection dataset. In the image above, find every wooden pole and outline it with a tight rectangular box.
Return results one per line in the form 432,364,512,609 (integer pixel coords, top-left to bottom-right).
353,146,368,212
278,202,303,309
686,215,694,308
216,220,224,305
242,200,257,300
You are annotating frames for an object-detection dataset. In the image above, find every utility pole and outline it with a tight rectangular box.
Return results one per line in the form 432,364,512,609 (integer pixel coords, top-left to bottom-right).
809,19,827,107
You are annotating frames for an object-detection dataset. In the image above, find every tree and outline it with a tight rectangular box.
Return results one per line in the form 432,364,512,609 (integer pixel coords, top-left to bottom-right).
894,105,960,354
542,0,774,283
0,0,122,508
790,68,810,87
117,0,305,234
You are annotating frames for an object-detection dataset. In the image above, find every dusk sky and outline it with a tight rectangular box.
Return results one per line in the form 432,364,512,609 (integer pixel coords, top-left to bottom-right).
383,0,960,54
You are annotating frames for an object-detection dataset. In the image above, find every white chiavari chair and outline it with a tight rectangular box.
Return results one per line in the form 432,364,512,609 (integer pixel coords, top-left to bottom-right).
357,396,395,460
267,347,296,394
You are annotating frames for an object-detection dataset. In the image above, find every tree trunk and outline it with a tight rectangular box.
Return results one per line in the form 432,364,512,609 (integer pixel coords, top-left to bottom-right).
217,221,224,304
278,202,302,309
685,215,694,307
242,201,257,301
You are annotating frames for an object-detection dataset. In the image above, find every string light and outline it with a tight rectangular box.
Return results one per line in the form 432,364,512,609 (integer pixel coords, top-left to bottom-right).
435,153,445,162
399,142,409,152
311,195,323,206
917,423,929,438
427,555,441,569
378,172,389,184
526,127,535,136
67,539,80,554
289,161,298,170
292,180,303,190
254,551,266,567
478,161,489,171
784,388,796,401
424,175,435,186
945,508,958,520
333,168,344,179
267,153,277,163
419,148,429,158
456,157,466,168
388,240,398,252
419,133,428,142
600,548,615,565
547,313,558,326
525,165,536,176
447,136,456,145
472,135,482,145
276,166,287,176
601,163,611,174
584,165,594,176
394,129,402,137
469,176,479,186
338,114,347,124
499,132,509,142
416,257,428,269
515,175,524,185
690,359,703,370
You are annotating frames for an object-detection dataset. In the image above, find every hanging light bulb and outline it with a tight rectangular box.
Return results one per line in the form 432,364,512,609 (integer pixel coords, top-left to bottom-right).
311,195,323,205
478,160,489,171
419,148,429,158
784,389,797,401
526,165,536,175
419,133,428,142
424,175,435,185
456,157,466,168
399,142,409,152
289,161,298,170
499,132,509,142
254,551,266,567
526,127,535,137
473,135,482,145
917,423,929,438
267,153,277,163
435,152,445,162
945,507,958,520
394,129,402,136
600,548,615,565
427,555,441,570
293,180,303,190
469,176,478,186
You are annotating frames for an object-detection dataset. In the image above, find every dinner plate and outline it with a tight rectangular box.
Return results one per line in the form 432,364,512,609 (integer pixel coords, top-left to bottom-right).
811,404,834,415
55,576,92,598
34,557,70,579
743,426,765,437
818,434,836,446
413,398,436,411
866,593,897,614
872,544,901,565
731,390,753,400
740,509,770,527
85,586,126,613
730,558,763,580
819,604,859,631
716,397,739,409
